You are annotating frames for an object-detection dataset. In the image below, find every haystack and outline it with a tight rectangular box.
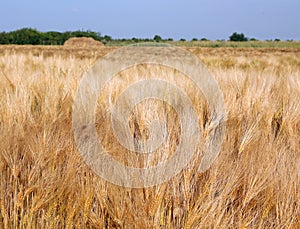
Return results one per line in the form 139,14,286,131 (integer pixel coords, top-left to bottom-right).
64,37,104,47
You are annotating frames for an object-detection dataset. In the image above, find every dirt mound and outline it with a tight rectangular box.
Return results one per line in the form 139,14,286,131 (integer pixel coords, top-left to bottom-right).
64,37,104,47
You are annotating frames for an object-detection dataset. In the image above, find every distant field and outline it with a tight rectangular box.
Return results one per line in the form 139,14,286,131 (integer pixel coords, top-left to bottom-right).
0,45,299,228
105,40,300,48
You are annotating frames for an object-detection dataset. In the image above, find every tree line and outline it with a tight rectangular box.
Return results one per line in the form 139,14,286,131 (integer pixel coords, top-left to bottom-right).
0,28,105,45
0,28,286,45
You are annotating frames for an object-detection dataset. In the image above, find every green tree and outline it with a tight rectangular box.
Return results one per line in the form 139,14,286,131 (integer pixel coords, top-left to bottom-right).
102,35,112,42
44,31,63,45
10,28,41,45
229,32,248,42
153,35,162,42
131,37,139,43
0,32,9,44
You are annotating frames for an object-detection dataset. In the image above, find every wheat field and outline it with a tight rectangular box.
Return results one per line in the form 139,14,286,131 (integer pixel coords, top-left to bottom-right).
0,45,299,228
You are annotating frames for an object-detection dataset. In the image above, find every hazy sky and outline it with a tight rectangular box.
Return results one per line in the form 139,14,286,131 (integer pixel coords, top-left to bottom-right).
0,0,299,40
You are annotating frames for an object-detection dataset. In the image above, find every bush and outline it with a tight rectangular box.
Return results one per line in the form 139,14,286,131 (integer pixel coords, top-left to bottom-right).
200,38,209,41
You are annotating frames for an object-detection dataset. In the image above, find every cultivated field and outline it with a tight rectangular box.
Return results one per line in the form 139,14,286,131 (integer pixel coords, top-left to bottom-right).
0,45,299,228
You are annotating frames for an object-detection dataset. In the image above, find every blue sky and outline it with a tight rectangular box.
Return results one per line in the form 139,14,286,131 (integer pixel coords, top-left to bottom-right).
0,0,299,40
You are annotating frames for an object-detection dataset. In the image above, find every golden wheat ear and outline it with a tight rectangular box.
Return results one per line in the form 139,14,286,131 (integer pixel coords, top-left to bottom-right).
0,46,299,228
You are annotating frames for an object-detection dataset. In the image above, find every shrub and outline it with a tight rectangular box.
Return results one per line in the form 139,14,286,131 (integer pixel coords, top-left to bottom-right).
201,38,209,41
